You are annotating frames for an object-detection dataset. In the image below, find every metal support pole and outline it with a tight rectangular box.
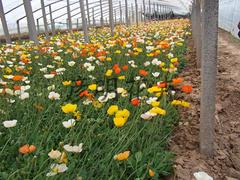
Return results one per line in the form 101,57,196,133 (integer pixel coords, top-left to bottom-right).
41,0,49,39
148,0,151,17
131,3,134,24
100,0,104,26
0,0,11,43
92,8,95,27
143,0,146,22
119,1,122,23
49,5,55,35
17,20,21,40
86,0,90,26
135,0,138,26
200,0,219,157
23,0,38,44
67,0,72,31
79,0,89,43
114,9,117,24
108,0,114,36
37,19,40,33
195,0,201,68
157,4,159,20
125,0,129,26
77,18,79,29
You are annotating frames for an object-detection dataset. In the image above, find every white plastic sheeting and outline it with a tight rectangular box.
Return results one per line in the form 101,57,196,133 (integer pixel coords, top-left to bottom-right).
0,0,192,35
219,0,240,38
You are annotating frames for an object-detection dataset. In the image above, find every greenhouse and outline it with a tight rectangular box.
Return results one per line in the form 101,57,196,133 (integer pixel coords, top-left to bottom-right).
0,0,240,179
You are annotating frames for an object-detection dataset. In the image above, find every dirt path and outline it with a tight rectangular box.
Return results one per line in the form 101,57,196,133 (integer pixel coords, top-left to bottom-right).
169,29,240,180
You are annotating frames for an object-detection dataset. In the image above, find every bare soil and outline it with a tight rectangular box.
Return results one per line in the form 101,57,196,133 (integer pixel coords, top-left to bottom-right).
169,29,240,180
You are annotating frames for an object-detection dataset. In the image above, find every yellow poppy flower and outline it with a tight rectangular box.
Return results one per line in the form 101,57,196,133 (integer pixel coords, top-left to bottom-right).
114,151,130,160
113,117,127,127
107,105,118,115
61,103,77,113
62,81,72,86
88,84,97,91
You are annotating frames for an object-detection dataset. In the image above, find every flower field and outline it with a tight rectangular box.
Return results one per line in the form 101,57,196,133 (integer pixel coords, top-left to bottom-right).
0,19,192,179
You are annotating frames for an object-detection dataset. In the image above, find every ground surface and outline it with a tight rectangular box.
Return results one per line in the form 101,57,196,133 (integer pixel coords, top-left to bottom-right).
169,29,240,180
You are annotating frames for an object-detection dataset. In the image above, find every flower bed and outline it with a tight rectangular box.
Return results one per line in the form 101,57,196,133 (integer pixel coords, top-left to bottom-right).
0,19,191,179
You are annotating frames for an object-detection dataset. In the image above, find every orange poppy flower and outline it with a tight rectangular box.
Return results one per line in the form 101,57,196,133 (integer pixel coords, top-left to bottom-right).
12,75,23,81
19,144,37,154
114,67,121,74
13,85,21,90
79,90,89,97
76,80,82,86
122,65,128,71
112,64,119,70
131,98,140,106
181,85,193,93
139,69,148,76
172,77,183,85
157,82,167,88
50,71,57,75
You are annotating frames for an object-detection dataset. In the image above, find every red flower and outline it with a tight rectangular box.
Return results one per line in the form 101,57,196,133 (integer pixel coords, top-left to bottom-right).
122,65,129,71
181,85,193,93
114,67,121,74
139,69,148,76
157,82,167,88
131,98,140,106
76,80,82,86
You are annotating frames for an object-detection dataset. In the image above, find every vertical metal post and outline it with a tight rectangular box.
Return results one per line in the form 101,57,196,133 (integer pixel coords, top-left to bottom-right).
153,3,156,19
125,0,129,26
131,3,134,24
195,0,201,68
135,0,138,26
0,0,11,43
92,8,95,27
49,5,55,35
77,18,79,29
148,0,151,20
67,0,72,31
157,4,159,20
79,0,89,43
41,0,49,38
17,20,21,40
114,9,117,24
143,0,146,22
119,1,122,23
100,0,104,26
200,0,218,157
37,18,40,34
86,0,90,26
23,0,38,44
140,5,143,22
108,0,114,36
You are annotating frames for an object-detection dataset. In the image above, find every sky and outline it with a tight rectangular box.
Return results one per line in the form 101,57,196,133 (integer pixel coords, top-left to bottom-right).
0,0,191,35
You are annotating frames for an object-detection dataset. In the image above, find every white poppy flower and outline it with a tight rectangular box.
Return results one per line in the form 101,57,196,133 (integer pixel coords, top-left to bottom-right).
63,143,83,153
48,149,61,159
68,61,76,67
193,172,213,180
87,65,95,72
48,92,60,100
62,119,76,128
5,88,14,95
47,65,55,69
83,99,92,105
146,97,158,104
46,163,68,176
134,76,141,81
152,72,160,77
107,92,116,99
44,74,55,79
56,68,66,73
3,120,17,128
144,61,151,66
19,92,29,100
140,83,146,89
98,95,108,103
40,67,48,73
47,85,55,91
